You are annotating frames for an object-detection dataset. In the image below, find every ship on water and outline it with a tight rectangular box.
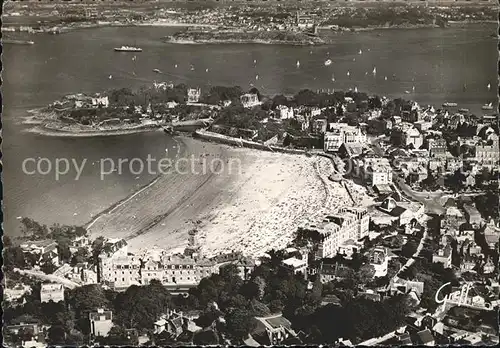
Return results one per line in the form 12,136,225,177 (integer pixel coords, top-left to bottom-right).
442,102,458,107
114,46,142,52
482,102,494,110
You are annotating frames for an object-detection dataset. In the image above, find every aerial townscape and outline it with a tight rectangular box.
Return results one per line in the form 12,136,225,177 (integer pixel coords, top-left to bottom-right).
2,0,499,347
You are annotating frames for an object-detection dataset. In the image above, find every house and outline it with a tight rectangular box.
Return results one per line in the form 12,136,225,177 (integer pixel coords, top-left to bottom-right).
360,156,393,186
312,118,328,134
462,204,482,226
240,93,260,108
20,240,59,266
427,138,447,158
377,197,415,227
324,123,367,152
282,256,307,278
91,96,109,108
232,256,258,280
244,313,300,346
432,245,452,269
153,309,198,338
89,309,113,337
403,127,424,149
40,283,64,303
187,88,201,103
369,247,388,277
275,105,294,119
414,329,435,346
463,172,476,188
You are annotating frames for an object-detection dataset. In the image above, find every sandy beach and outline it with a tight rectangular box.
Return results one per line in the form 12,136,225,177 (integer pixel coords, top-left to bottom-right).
87,136,358,257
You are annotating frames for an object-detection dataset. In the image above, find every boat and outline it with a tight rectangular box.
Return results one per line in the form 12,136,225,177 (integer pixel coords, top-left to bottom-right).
255,75,259,80
347,71,350,77
372,67,377,75
405,91,410,94
442,102,458,107
114,46,142,52
487,83,491,90
324,59,332,66
354,87,358,93
458,108,469,113
358,49,362,55
331,74,335,82
482,103,494,110
153,68,162,73
384,76,388,81
296,60,300,68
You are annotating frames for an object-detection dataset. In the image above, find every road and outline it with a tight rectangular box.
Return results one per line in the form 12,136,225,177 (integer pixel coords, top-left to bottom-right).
14,268,80,289
393,227,429,282
368,136,445,214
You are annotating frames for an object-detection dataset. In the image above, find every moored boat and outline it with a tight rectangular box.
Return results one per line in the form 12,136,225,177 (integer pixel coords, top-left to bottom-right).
442,102,458,107
482,102,494,110
114,46,142,52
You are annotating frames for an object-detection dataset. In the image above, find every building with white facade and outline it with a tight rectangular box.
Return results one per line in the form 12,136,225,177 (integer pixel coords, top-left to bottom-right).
297,208,370,259
358,156,393,186
403,127,424,149
89,309,113,337
240,93,261,108
91,96,109,108
187,88,201,103
433,245,452,269
275,105,294,119
40,283,64,303
324,123,367,152
369,247,388,278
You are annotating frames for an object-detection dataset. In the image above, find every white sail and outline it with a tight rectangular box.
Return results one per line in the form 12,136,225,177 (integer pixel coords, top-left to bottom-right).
174,64,178,68
347,71,350,77
324,59,332,66
412,86,415,92
108,75,112,79
372,67,377,74
206,68,209,72
256,75,259,80
354,87,358,93
384,76,388,81
296,60,300,68
331,73,335,82
487,83,491,90
359,49,362,55
253,59,257,64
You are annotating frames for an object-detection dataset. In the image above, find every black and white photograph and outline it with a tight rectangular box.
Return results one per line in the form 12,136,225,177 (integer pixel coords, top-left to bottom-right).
1,0,499,346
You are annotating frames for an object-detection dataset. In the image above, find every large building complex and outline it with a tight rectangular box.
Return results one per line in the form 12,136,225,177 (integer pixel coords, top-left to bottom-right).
297,207,370,259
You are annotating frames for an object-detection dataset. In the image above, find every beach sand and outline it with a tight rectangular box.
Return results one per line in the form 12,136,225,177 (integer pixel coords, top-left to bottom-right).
87,137,357,257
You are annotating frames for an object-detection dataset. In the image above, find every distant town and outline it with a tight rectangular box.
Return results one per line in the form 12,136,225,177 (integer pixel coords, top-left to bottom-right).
3,1,498,39
4,78,499,346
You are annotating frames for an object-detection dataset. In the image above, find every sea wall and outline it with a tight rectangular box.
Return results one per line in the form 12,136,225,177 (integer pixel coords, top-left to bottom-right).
194,129,306,155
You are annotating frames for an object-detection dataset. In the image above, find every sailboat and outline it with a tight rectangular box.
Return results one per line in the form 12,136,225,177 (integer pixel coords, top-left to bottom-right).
372,67,377,75
482,102,493,110
354,87,358,93
296,60,300,68
358,49,362,55
174,64,178,68
190,65,195,71
331,73,335,82
132,55,137,61
412,86,415,92
255,75,259,80
487,83,491,90
324,59,332,66
384,76,388,81
253,59,257,64
108,75,112,79
347,71,350,77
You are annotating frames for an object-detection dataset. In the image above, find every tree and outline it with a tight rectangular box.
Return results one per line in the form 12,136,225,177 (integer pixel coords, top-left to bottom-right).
40,261,58,274
3,247,27,271
193,329,219,345
357,264,376,284
47,325,67,345
225,308,256,339
401,240,418,258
